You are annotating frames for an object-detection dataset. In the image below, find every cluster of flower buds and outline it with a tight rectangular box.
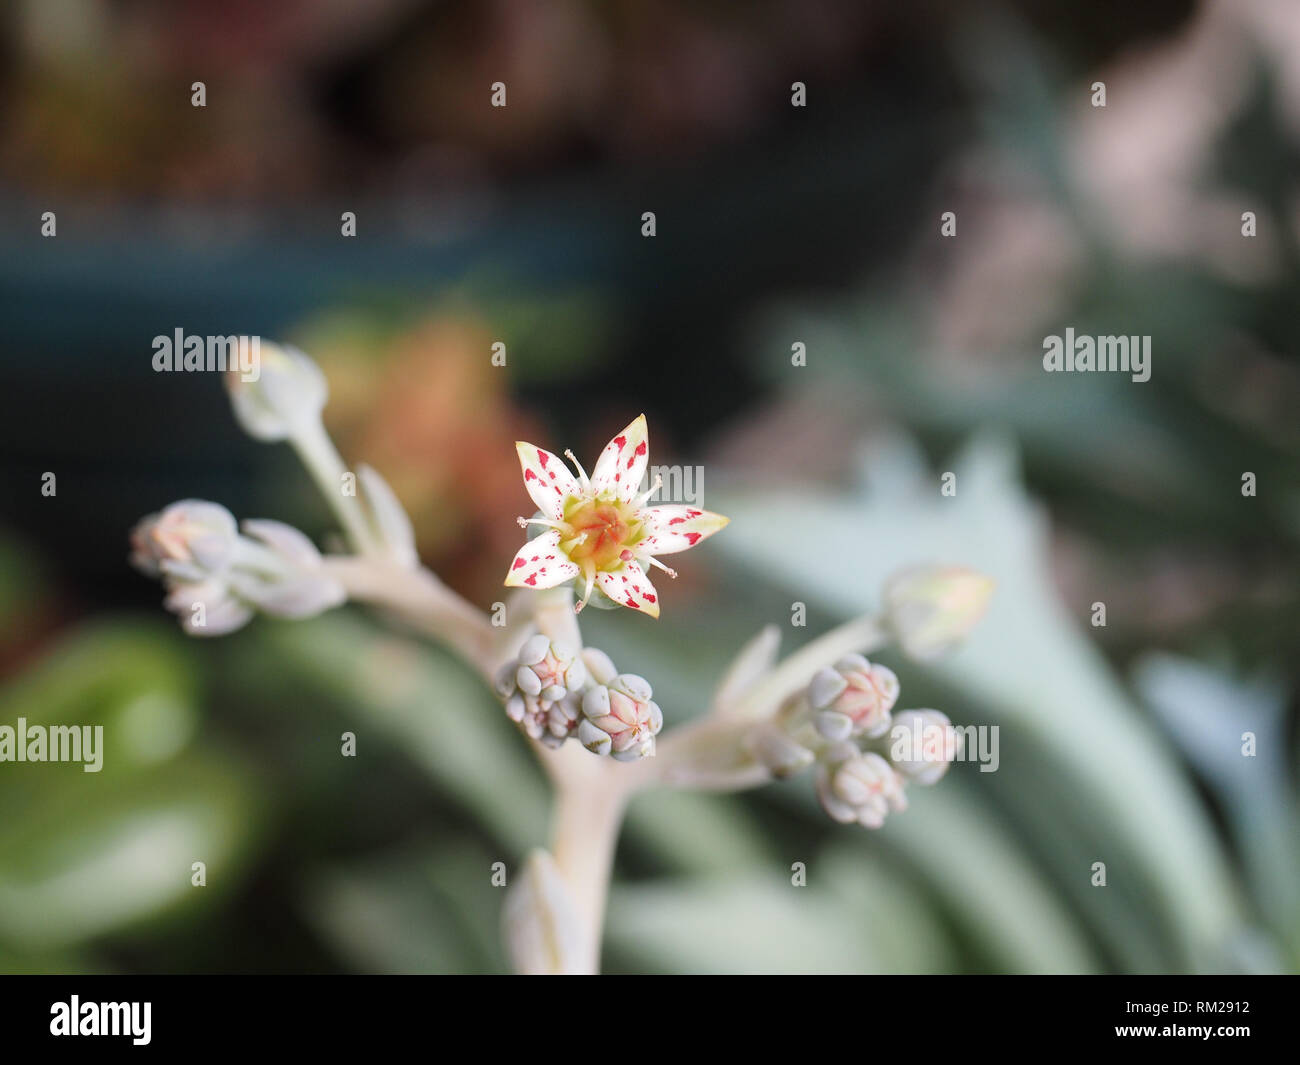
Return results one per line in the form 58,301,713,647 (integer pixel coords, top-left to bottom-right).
495,635,588,749
495,642,663,761
130,500,345,635
742,653,961,830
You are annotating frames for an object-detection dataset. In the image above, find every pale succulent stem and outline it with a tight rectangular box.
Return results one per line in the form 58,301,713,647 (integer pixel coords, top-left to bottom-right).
529,586,630,973
657,752,772,792
549,768,628,974
291,419,382,557
532,586,583,651
629,613,891,792
322,556,496,677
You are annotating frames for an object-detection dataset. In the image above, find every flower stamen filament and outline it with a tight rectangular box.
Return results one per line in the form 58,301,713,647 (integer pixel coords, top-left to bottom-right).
517,515,572,533
633,474,663,509
563,449,592,493
644,555,677,579
576,561,597,613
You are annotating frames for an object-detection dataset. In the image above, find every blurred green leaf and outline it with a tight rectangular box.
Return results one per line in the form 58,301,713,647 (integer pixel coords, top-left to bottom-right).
1135,652,1299,965
255,613,549,854
0,621,263,952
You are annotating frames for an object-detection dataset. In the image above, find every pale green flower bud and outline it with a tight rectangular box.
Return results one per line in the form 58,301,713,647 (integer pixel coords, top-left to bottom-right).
814,742,907,828
580,672,662,761
224,340,327,442
808,654,899,741
885,565,993,661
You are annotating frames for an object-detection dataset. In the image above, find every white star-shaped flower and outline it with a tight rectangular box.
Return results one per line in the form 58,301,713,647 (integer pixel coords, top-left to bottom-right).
505,415,728,618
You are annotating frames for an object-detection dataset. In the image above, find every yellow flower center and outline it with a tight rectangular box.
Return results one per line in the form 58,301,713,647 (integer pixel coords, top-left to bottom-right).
563,498,642,571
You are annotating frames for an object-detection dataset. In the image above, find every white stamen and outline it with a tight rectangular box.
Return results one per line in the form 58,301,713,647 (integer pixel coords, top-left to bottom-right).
633,474,663,509
564,449,592,493
517,516,569,533
644,555,677,579
575,563,596,613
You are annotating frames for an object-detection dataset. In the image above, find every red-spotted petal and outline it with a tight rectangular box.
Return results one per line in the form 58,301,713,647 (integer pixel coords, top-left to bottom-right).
595,559,660,618
504,530,580,589
637,505,729,555
516,442,578,519
590,414,649,502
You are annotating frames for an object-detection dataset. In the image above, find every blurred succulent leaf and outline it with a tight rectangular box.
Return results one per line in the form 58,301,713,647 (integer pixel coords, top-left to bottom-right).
305,843,505,975
758,771,1101,973
623,790,774,876
255,613,548,853
605,877,887,974
0,621,199,781
1135,652,1299,959
0,756,261,951
0,622,263,952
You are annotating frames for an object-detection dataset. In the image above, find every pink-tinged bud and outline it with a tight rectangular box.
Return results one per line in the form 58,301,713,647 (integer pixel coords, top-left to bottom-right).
579,673,663,761
885,565,993,661
129,500,239,580
497,635,587,748
814,743,907,829
889,709,961,786
807,654,899,740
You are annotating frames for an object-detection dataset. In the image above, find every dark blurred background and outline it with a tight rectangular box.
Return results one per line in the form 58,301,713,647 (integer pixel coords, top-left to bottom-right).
0,0,1297,973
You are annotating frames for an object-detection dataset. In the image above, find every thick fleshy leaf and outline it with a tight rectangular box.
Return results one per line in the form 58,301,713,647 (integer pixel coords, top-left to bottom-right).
241,518,322,567
163,583,254,636
638,505,730,556
711,624,781,715
243,574,346,618
504,530,580,590
595,559,660,617
515,442,578,519
356,465,418,568
590,414,649,502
